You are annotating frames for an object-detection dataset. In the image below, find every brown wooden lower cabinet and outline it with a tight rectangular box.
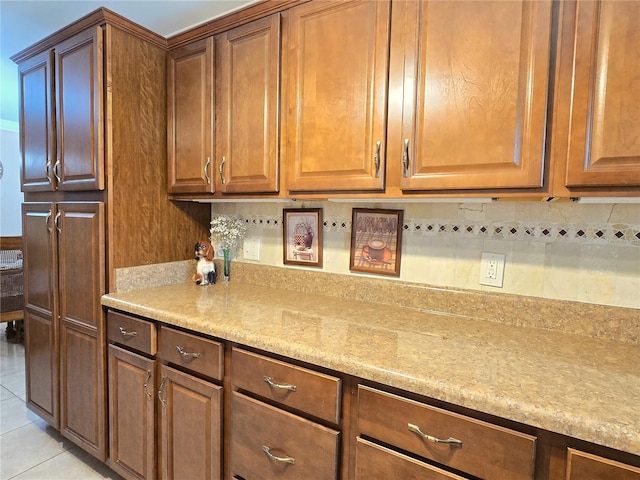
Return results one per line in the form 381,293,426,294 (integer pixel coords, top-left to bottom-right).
230,391,340,480
355,437,468,480
566,448,640,480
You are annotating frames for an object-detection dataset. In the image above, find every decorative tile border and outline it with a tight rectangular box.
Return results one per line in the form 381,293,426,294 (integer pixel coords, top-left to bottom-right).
242,214,640,246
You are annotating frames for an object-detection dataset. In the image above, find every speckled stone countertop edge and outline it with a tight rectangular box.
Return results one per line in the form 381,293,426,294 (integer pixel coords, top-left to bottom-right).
102,281,640,456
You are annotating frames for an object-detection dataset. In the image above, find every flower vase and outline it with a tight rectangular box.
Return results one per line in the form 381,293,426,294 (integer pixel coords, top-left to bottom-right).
223,248,231,282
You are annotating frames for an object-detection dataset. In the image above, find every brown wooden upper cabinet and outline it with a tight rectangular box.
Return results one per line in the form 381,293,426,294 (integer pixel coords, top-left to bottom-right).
167,38,215,194
284,0,391,193
215,14,281,194
19,27,104,192
393,0,552,191
554,0,640,191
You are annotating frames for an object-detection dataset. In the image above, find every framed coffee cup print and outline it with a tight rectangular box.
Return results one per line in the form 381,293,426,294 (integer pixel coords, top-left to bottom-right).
283,208,323,267
350,208,403,277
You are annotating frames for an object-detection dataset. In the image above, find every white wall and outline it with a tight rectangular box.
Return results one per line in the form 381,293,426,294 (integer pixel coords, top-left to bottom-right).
0,124,22,236
212,200,640,310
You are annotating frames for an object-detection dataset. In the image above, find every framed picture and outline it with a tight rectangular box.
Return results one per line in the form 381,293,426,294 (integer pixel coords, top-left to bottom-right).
283,208,323,267
350,208,403,277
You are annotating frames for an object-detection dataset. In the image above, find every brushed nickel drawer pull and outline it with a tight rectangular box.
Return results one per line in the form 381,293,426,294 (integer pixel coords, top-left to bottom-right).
374,140,381,178
219,156,226,185
402,138,410,177
408,423,463,448
176,345,201,358
158,376,166,406
143,370,152,400
262,445,295,465
45,160,53,185
204,157,211,185
118,326,137,337
45,210,53,233
54,212,62,233
53,159,62,183
263,376,297,392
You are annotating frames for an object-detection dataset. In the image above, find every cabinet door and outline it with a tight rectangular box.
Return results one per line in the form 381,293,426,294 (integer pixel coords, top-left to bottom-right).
563,1,640,188
167,38,215,194
22,203,59,427
216,14,280,194
158,364,222,480
55,27,104,191
567,449,640,480
108,345,156,480
284,0,390,192
57,202,107,460
18,51,56,192
395,0,551,190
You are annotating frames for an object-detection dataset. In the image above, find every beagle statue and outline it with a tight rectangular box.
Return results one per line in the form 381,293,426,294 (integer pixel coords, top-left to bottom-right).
193,241,216,285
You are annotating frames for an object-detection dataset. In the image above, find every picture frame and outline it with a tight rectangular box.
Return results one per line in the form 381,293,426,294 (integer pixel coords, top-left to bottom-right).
350,208,403,277
283,208,323,267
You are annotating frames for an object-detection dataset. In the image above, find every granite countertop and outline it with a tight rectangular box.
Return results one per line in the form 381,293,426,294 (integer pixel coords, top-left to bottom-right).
102,280,640,456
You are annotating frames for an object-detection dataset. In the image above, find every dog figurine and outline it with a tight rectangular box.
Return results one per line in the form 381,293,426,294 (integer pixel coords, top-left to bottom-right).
193,241,216,285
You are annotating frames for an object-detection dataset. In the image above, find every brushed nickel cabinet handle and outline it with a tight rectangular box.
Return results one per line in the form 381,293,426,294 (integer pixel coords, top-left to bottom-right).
45,160,53,185
374,140,381,178
219,156,226,185
408,423,463,448
204,157,211,184
53,159,62,183
176,345,201,359
262,445,295,465
158,376,166,406
143,370,152,400
402,139,410,178
118,326,137,337
54,212,62,233
263,375,297,392
45,210,53,233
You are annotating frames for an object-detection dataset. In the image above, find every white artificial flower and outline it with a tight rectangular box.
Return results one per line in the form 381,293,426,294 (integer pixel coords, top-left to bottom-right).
209,215,247,251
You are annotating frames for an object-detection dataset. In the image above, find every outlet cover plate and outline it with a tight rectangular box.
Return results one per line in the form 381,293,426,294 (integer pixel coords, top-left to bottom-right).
243,238,261,261
479,252,505,287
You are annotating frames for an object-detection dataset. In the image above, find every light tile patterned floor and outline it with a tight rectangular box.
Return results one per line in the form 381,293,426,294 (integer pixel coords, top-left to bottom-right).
0,325,123,480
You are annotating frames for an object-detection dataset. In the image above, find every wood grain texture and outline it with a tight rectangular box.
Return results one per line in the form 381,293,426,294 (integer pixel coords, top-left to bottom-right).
397,0,551,191
216,14,281,193
284,0,390,192
108,345,157,480
567,448,640,480
107,310,157,356
158,326,224,381
106,24,210,284
0,236,23,250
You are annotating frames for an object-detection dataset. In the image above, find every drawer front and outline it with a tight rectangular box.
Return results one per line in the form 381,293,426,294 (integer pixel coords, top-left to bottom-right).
232,348,341,424
159,326,223,381
230,391,340,480
567,449,640,480
107,310,156,355
358,385,536,480
355,437,468,480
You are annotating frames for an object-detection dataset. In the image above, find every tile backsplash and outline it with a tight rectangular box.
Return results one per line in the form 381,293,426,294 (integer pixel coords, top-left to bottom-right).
211,200,640,309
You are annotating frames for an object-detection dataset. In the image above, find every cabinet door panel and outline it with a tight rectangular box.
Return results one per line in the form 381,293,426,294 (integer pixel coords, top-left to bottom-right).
57,202,105,329
567,448,640,480
398,0,551,190
216,14,280,193
285,0,390,192
564,0,640,187
108,345,156,480
24,309,59,427
159,364,222,480
55,27,104,191
167,38,215,194
19,50,55,192
60,321,106,461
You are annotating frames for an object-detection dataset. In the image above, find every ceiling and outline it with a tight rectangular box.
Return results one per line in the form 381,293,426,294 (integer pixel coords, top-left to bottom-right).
0,0,260,124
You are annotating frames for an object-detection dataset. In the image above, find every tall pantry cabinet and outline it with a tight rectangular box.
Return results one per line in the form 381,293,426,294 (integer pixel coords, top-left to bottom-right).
13,8,210,461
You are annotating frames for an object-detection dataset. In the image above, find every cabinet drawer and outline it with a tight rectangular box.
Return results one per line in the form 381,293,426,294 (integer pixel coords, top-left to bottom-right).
567,449,640,480
107,310,156,355
232,348,341,424
355,437,467,480
159,326,223,381
230,392,339,480
358,385,536,480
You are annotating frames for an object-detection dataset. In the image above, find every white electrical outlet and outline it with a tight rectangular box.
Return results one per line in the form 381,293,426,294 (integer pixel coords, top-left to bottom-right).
243,238,261,261
479,252,505,287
